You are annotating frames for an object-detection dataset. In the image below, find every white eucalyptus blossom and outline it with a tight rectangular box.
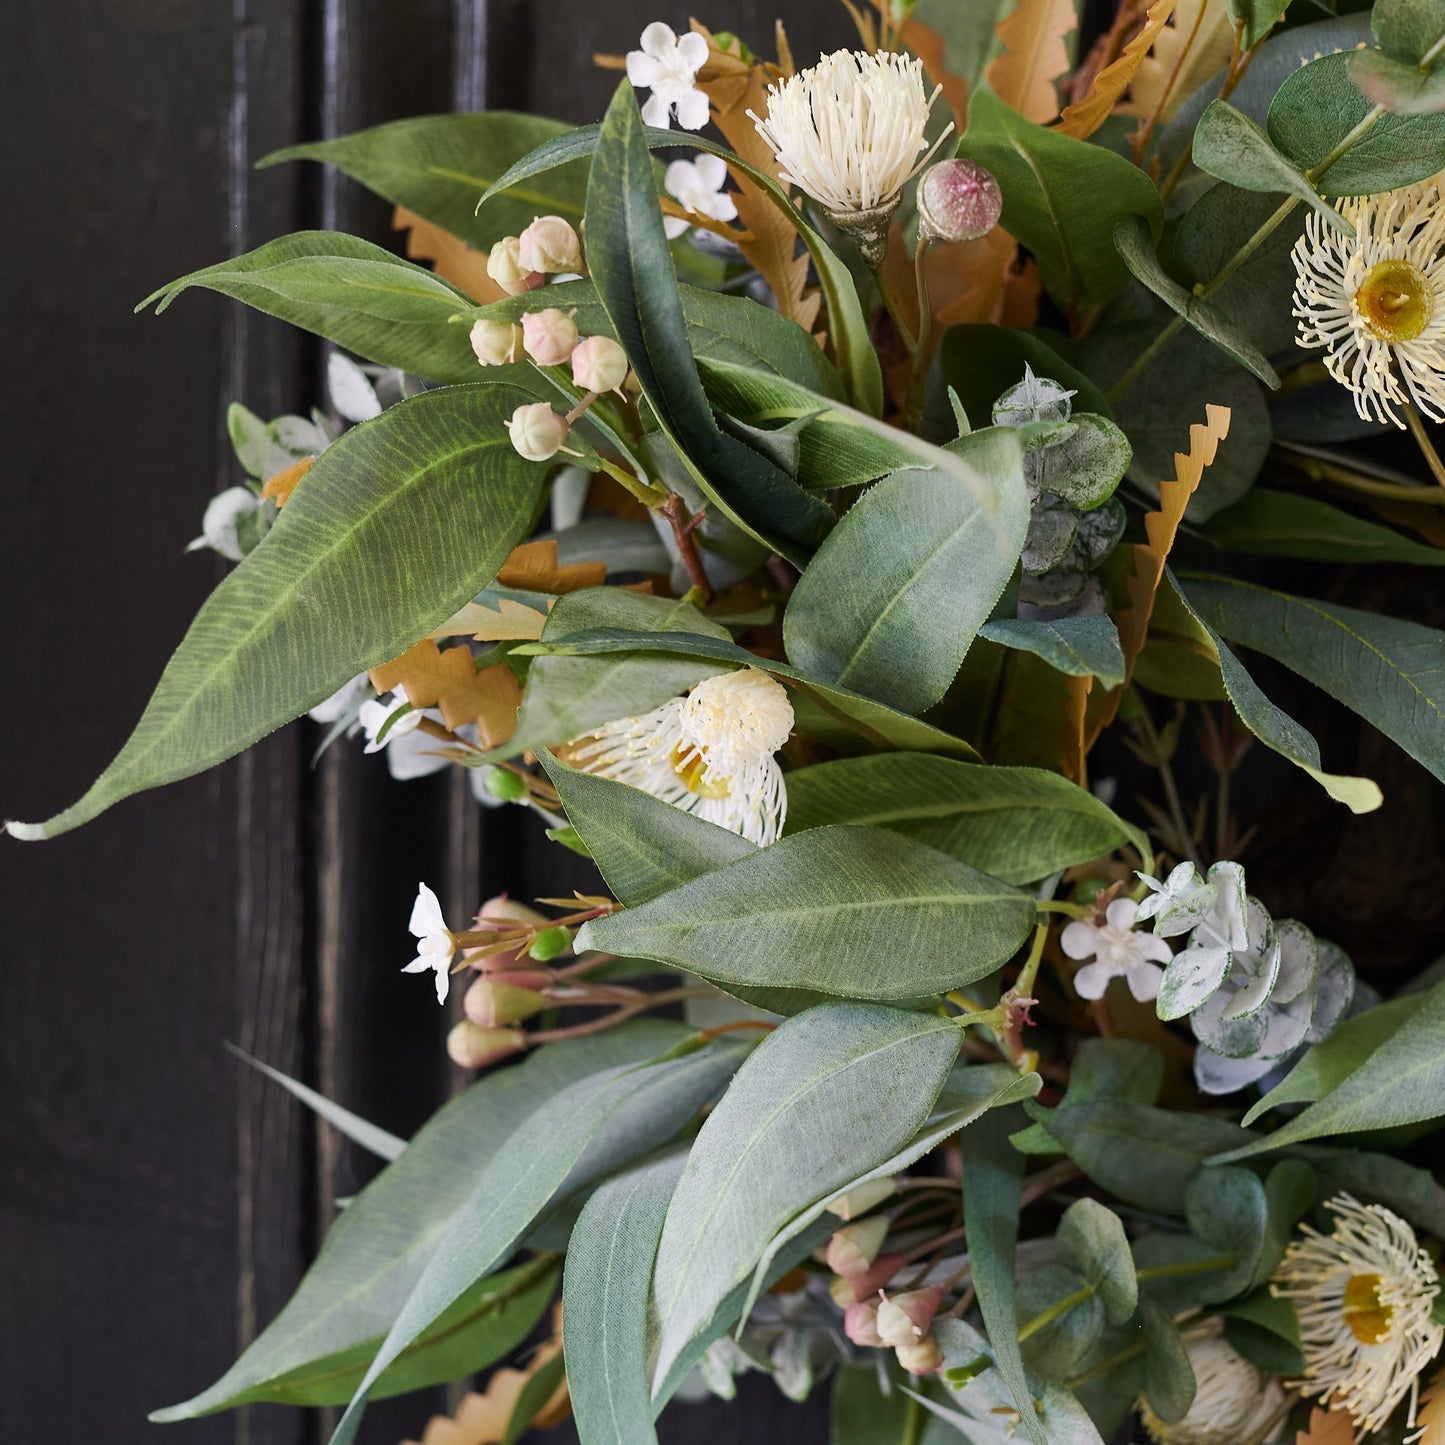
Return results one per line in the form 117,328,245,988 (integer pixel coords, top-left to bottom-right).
1272,1194,1444,1434
750,50,950,264
626,22,709,131
403,882,455,1004
662,153,738,239
567,669,793,845
1291,173,1445,427
1138,1326,1287,1445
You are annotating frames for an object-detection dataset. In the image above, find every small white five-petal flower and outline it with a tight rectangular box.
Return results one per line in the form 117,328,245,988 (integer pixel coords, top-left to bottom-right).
358,687,423,754
403,883,455,1004
1062,897,1172,1003
626,22,710,131
663,153,738,239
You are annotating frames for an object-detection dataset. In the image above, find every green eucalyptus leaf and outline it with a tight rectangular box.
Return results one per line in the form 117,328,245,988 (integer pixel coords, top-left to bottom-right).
578,825,1035,1001
471,278,844,397
1193,101,1353,232
1017,1264,1103,1381
1258,1159,1318,1285
482,121,883,415
138,231,481,384
1227,0,1290,48
978,617,1126,689
562,1151,685,1445
1184,1166,1267,1302
783,752,1148,885
1011,1038,1164,1154
649,1003,962,1387
783,429,1029,715
1181,571,1445,788
151,1023,683,1419
1137,1295,1196,1424
830,1364,914,1443
585,83,833,565
261,112,588,244
1056,1199,1138,1327
501,1347,567,1445
1200,488,1445,565
1310,1149,1445,1237
1372,0,1445,64
955,90,1163,307
12,385,548,841
1113,215,1279,386
1221,1288,1305,1376
1267,50,1445,193
1348,48,1445,114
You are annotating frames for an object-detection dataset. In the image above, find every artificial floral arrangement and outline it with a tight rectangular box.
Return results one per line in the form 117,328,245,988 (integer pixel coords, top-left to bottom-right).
12,0,1445,1441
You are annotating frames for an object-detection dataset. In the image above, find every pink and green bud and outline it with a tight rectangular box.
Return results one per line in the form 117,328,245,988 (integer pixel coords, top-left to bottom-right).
487,237,544,295
517,215,582,274
917,159,1003,245
521,307,580,366
825,1177,898,1221
843,1301,885,1348
469,318,523,367
828,1251,906,1306
876,1287,944,1349
894,1333,944,1376
570,335,629,394
528,926,572,962
463,976,548,1028
825,1215,890,1277
506,402,570,461
483,968,552,990
446,1021,526,1069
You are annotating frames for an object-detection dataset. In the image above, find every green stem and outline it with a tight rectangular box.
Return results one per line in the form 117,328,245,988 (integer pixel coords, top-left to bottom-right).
1403,399,1445,491
1136,1253,1235,1282
1013,921,1050,1000
875,264,919,358
902,1394,926,1445
904,239,934,427
1017,1284,1096,1343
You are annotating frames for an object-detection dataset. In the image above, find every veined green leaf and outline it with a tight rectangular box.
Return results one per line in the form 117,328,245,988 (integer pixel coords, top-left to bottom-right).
955,90,1163,308
1349,48,1445,115
152,1022,684,1419
1372,0,1445,64
578,824,1035,1001
138,231,482,384
12,385,548,841
1181,571,1445,789
1200,487,1445,565
481,122,883,416
978,617,1126,689
783,753,1149,884
783,428,1030,715
649,1003,962,1387
261,112,588,245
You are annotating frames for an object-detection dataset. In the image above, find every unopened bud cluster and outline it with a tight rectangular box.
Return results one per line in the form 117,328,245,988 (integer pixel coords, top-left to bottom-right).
470,213,634,462
822,1180,946,1376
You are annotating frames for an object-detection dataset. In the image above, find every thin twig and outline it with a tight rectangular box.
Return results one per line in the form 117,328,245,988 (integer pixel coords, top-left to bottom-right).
660,492,713,601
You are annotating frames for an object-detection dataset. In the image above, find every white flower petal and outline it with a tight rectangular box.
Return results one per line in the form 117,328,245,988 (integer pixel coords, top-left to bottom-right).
1124,960,1163,1003
673,87,710,131
1059,920,1099,961
675,30,709,70
664,158,699,193
662,214,691,239
693,151,728,189
1104,897,1139,931
1071,961,1113,1001
640,91,673,129
626,52,661,87
639,20,678,57
409,882,446,939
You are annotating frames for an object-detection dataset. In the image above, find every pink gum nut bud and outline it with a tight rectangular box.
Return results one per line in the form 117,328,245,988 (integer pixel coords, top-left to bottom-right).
825,1215,890,1277
483,968,553,990
828,1251,906,1307
876,1287,944,1349
487,237,544,296
463,976,548,1028
521,308,580,367
843,1301,885,1348
469,318,524,366
517,215,583,274
446,1021,526,1069
826,1177,898,1221
917,159,1003,245
894,1333,944,1376
506,403,570,462
570,335,630,394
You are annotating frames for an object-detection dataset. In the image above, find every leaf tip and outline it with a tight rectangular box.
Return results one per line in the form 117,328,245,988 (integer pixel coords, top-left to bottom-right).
5,818,46,842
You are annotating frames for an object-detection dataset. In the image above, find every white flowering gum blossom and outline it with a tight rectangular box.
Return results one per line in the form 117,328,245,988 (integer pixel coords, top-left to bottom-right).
520,307,580,367
570,334,629,393
469,318,523,367
517,215,582,274
918,159,1003,245
506,402,571,462
486,236,544,296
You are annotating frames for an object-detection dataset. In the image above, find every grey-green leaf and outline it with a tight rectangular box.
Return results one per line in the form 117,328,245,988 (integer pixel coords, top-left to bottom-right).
578,825,1036,1001
1056,1199,1138,1327
1201,487,1445,565
783,429,1030,715
138,231,481,384
783,753,1148,885
979,617,1126,689
12,385,547,841
648,1003,963,1387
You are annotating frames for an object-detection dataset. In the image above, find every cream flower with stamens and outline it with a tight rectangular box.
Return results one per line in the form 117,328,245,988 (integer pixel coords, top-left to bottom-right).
1291,173,1445,428
1139,1325,1287,1445
403,882,456,1004
568,669,793,845
663,154,738,239
750,50,951,265
626,22,709,131
1271,1193,1444,1434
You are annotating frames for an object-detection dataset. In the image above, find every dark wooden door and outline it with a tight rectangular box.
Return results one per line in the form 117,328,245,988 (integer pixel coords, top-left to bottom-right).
0,2,854,1442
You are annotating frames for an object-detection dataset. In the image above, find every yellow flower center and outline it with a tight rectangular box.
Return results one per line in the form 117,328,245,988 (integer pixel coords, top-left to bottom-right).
1342,1273,1395,1344
672,744,731,798
1355,259,1434,343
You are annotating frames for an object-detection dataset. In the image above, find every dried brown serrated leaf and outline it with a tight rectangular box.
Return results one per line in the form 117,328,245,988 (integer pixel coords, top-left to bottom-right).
1122,0,1235,124
260,455,313,509
1057,0,1179,138
432,597,551,643
370,639,522,744
495,539,606,595
1293,1405,1355,1444
393,204,506,304
987,0,1078,124
899,13,970,131
1415,1365,1445,1442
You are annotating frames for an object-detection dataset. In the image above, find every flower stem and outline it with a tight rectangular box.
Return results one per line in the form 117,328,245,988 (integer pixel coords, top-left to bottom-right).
1404,399,1445,491
1014,921,1050,1000
659,492,713,602
875,264,919,358
904,239,934,427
